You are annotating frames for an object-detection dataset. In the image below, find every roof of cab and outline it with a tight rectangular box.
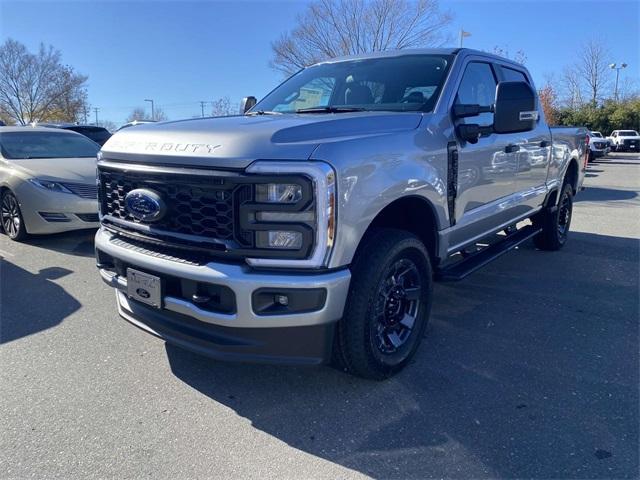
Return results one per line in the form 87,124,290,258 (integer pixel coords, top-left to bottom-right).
0,125,87,134
315,47,524,69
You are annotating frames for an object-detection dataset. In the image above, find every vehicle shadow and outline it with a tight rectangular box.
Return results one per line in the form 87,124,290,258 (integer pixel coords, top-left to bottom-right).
22,229,97,258
0,260,81,343
575,186,638,202
165,231,639,479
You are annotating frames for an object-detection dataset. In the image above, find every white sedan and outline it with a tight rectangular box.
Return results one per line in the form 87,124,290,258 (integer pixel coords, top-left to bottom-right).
0,126,100,241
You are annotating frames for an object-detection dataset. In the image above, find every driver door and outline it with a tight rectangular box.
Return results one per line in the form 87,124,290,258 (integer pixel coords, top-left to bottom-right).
449,60,519,247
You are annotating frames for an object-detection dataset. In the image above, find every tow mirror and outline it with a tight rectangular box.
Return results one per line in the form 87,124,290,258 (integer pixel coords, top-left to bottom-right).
493,81,537,134
453,104,493,119
240,96,257,114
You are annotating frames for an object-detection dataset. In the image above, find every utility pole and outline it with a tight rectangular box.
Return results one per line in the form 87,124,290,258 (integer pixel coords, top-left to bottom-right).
144,99,155,120
200,101,207,118
609,63,628,101
93,107,99,126
83,105,88,124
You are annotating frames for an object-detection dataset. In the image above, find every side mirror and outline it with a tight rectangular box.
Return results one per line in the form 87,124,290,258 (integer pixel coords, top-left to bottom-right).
240,96,257,114
493,81,537,134
453,104,493,119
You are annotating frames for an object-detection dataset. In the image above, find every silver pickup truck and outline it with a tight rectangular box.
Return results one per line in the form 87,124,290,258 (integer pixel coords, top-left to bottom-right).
95,48,587,379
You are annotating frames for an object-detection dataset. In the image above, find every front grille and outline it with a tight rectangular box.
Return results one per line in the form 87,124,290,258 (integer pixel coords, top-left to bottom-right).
99,167,252,247
62,182,98,199
623,139,638,146
594,142,606,148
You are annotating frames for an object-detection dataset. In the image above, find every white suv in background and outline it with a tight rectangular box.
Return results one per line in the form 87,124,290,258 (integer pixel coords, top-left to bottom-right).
588,131,610,161
608,130,640,152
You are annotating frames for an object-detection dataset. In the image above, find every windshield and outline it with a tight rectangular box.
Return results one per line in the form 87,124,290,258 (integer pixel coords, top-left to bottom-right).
0,131,100,159
253,54,453,114
620,130,639,136
591,132,602,137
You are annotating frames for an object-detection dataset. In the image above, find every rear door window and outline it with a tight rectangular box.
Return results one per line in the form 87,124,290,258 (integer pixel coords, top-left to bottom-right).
501,67,529,83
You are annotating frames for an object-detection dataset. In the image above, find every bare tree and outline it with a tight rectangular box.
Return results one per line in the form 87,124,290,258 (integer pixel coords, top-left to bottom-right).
577,39,610,105
271,0,452,75
127,106,166,122
561,67,584,109
153,106,167,121
491,46,526,64
0,39,88,125
211,96,235,116
126,107,147,122
617,77,640,102
97,120,118,132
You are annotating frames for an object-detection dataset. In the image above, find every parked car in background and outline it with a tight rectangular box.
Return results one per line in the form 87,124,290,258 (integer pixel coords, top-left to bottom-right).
608,130,640,152
116,120,156,131
588,131,609,161
37,123,112,146
0,127,100,240
95,48,588,379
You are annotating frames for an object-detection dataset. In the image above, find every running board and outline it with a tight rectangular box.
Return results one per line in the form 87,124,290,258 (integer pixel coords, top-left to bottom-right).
435,225,542,282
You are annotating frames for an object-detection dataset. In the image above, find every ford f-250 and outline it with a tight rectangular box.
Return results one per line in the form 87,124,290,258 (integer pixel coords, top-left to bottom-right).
95,48,587,379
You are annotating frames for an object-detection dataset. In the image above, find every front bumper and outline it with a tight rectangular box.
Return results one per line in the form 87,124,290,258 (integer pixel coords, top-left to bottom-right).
95,228,351,364
14,182,98,234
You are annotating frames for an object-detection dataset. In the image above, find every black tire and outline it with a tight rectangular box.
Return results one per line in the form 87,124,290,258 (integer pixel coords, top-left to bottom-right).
334,228,433,380
533,183,573,251
1,191,28,241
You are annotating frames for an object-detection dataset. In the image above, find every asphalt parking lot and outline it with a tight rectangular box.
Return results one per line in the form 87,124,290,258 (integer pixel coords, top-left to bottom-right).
1,153,638,479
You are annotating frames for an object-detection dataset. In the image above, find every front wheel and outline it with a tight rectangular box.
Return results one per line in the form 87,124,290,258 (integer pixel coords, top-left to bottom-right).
533,183,573,251
1,191,28,241
334,229,433,380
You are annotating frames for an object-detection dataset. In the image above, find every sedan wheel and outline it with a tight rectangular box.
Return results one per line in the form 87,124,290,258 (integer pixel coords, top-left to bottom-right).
1,192,27,241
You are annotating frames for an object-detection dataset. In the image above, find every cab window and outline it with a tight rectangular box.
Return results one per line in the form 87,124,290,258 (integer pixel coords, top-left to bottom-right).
455,62,497,126
501,66,528,83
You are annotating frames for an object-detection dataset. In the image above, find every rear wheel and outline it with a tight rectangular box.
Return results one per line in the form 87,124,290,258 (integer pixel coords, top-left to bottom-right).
533,183,573,251
334,229,433,380
1,191,28,241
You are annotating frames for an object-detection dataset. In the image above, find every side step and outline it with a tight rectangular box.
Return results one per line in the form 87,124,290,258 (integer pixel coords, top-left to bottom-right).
435,225,542,282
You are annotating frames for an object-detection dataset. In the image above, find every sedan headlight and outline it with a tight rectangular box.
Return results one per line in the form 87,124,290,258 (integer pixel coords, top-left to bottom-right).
244,161,336,269
29,179,73,194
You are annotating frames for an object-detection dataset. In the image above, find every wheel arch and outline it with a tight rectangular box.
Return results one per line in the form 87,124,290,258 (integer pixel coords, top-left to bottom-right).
564,157,580,194
354,195,440,266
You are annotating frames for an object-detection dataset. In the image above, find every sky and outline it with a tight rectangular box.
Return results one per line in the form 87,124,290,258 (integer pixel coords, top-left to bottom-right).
1,0,638,125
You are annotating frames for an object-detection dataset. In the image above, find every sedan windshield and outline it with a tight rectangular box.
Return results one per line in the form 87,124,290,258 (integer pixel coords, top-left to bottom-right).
619,130,639,136
0,131,100,159
252,54,452,114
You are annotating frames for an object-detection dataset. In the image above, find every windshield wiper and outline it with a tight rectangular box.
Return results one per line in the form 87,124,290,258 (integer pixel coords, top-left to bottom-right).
295,106,366,114
245,110,282,116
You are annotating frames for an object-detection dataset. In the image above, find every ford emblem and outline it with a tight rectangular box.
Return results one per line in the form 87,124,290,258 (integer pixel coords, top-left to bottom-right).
124,188,166,222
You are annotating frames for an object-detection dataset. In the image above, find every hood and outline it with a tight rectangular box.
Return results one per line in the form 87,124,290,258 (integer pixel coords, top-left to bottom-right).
11,157,97,183
101,112,423,168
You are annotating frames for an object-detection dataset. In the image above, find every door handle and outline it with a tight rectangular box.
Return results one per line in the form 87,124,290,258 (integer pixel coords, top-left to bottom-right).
505,144,520,153
539,140,551,148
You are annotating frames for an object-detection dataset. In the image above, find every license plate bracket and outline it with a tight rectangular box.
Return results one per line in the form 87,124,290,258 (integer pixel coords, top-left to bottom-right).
127,268,162,308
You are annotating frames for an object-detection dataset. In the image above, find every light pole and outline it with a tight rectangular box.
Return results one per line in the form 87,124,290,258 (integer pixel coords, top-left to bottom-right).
144,99,155,120
609,63,628,101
